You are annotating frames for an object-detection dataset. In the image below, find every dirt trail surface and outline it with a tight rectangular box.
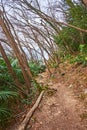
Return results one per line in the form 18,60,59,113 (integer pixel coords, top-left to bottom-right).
6,63,87,130
29,70,87,130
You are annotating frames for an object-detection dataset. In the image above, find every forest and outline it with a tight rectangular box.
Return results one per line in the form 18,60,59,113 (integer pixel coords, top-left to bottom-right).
0,0,87,130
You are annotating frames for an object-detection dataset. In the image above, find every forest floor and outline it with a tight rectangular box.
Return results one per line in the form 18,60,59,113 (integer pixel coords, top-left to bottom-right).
6,61,87,130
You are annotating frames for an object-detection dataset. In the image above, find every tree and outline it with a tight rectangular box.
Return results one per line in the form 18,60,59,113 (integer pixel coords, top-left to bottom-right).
0,9,32,94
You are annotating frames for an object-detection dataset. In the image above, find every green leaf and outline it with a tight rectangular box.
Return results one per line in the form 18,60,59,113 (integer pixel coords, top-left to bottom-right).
0,91,18,101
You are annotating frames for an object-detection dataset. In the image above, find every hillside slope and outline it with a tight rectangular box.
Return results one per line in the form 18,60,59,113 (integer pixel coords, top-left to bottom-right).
6,62,87,130
29,62,87,130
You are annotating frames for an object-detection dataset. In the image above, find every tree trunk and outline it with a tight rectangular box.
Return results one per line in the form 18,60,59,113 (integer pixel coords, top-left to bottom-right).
0,43,26,95
0,13,32,93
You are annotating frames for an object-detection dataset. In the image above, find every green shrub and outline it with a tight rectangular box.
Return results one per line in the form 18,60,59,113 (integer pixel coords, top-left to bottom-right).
28,61,46,76
0,58,19,127
21,80,43,105
53,27,80,52
72,44,87,65
0,57,45,127
54,1,87,54
0,90,18,126
63,44,87,66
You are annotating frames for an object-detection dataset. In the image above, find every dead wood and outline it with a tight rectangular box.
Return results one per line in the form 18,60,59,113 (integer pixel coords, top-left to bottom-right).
18,90,44,130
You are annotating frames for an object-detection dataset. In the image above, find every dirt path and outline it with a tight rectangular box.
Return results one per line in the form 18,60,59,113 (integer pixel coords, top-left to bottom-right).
6,66,87,130
28,72,87,130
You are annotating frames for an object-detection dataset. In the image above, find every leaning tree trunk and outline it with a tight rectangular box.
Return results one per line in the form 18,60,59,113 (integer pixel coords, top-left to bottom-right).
0,11,32,93
0,43,27,95
82,0,87,6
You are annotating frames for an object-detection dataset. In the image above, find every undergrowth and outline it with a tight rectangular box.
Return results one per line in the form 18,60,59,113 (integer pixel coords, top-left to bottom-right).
0,57,46,128
62,44,87,66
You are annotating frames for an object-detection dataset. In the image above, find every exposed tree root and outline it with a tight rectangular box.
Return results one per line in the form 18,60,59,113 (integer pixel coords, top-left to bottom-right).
18,90,44,130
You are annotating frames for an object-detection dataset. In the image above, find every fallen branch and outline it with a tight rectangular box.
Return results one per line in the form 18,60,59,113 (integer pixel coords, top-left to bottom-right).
18,90,44,130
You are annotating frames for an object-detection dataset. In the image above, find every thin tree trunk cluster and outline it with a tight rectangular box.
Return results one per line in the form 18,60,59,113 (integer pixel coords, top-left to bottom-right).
0,11,32,94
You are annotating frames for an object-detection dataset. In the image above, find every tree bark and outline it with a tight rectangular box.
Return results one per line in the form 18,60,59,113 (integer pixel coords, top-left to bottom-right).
0,43,26,94
0,13,32,93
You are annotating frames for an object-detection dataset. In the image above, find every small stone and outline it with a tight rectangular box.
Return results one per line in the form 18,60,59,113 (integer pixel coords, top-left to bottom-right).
26,125,32,130
40,122,43,124
68,84,73,88
84,89,87,94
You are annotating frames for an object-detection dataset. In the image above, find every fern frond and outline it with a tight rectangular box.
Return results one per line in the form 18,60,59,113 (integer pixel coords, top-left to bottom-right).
0,108,11,117
0,91,18,101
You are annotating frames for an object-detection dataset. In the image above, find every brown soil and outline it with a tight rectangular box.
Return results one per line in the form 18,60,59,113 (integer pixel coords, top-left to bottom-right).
29,62,87,130
6,62,87,130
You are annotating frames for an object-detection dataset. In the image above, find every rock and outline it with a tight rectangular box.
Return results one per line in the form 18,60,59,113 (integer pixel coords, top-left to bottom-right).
84,89,87,94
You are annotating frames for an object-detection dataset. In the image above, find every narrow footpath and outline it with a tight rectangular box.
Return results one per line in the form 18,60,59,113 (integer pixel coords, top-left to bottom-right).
29,69,87,130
